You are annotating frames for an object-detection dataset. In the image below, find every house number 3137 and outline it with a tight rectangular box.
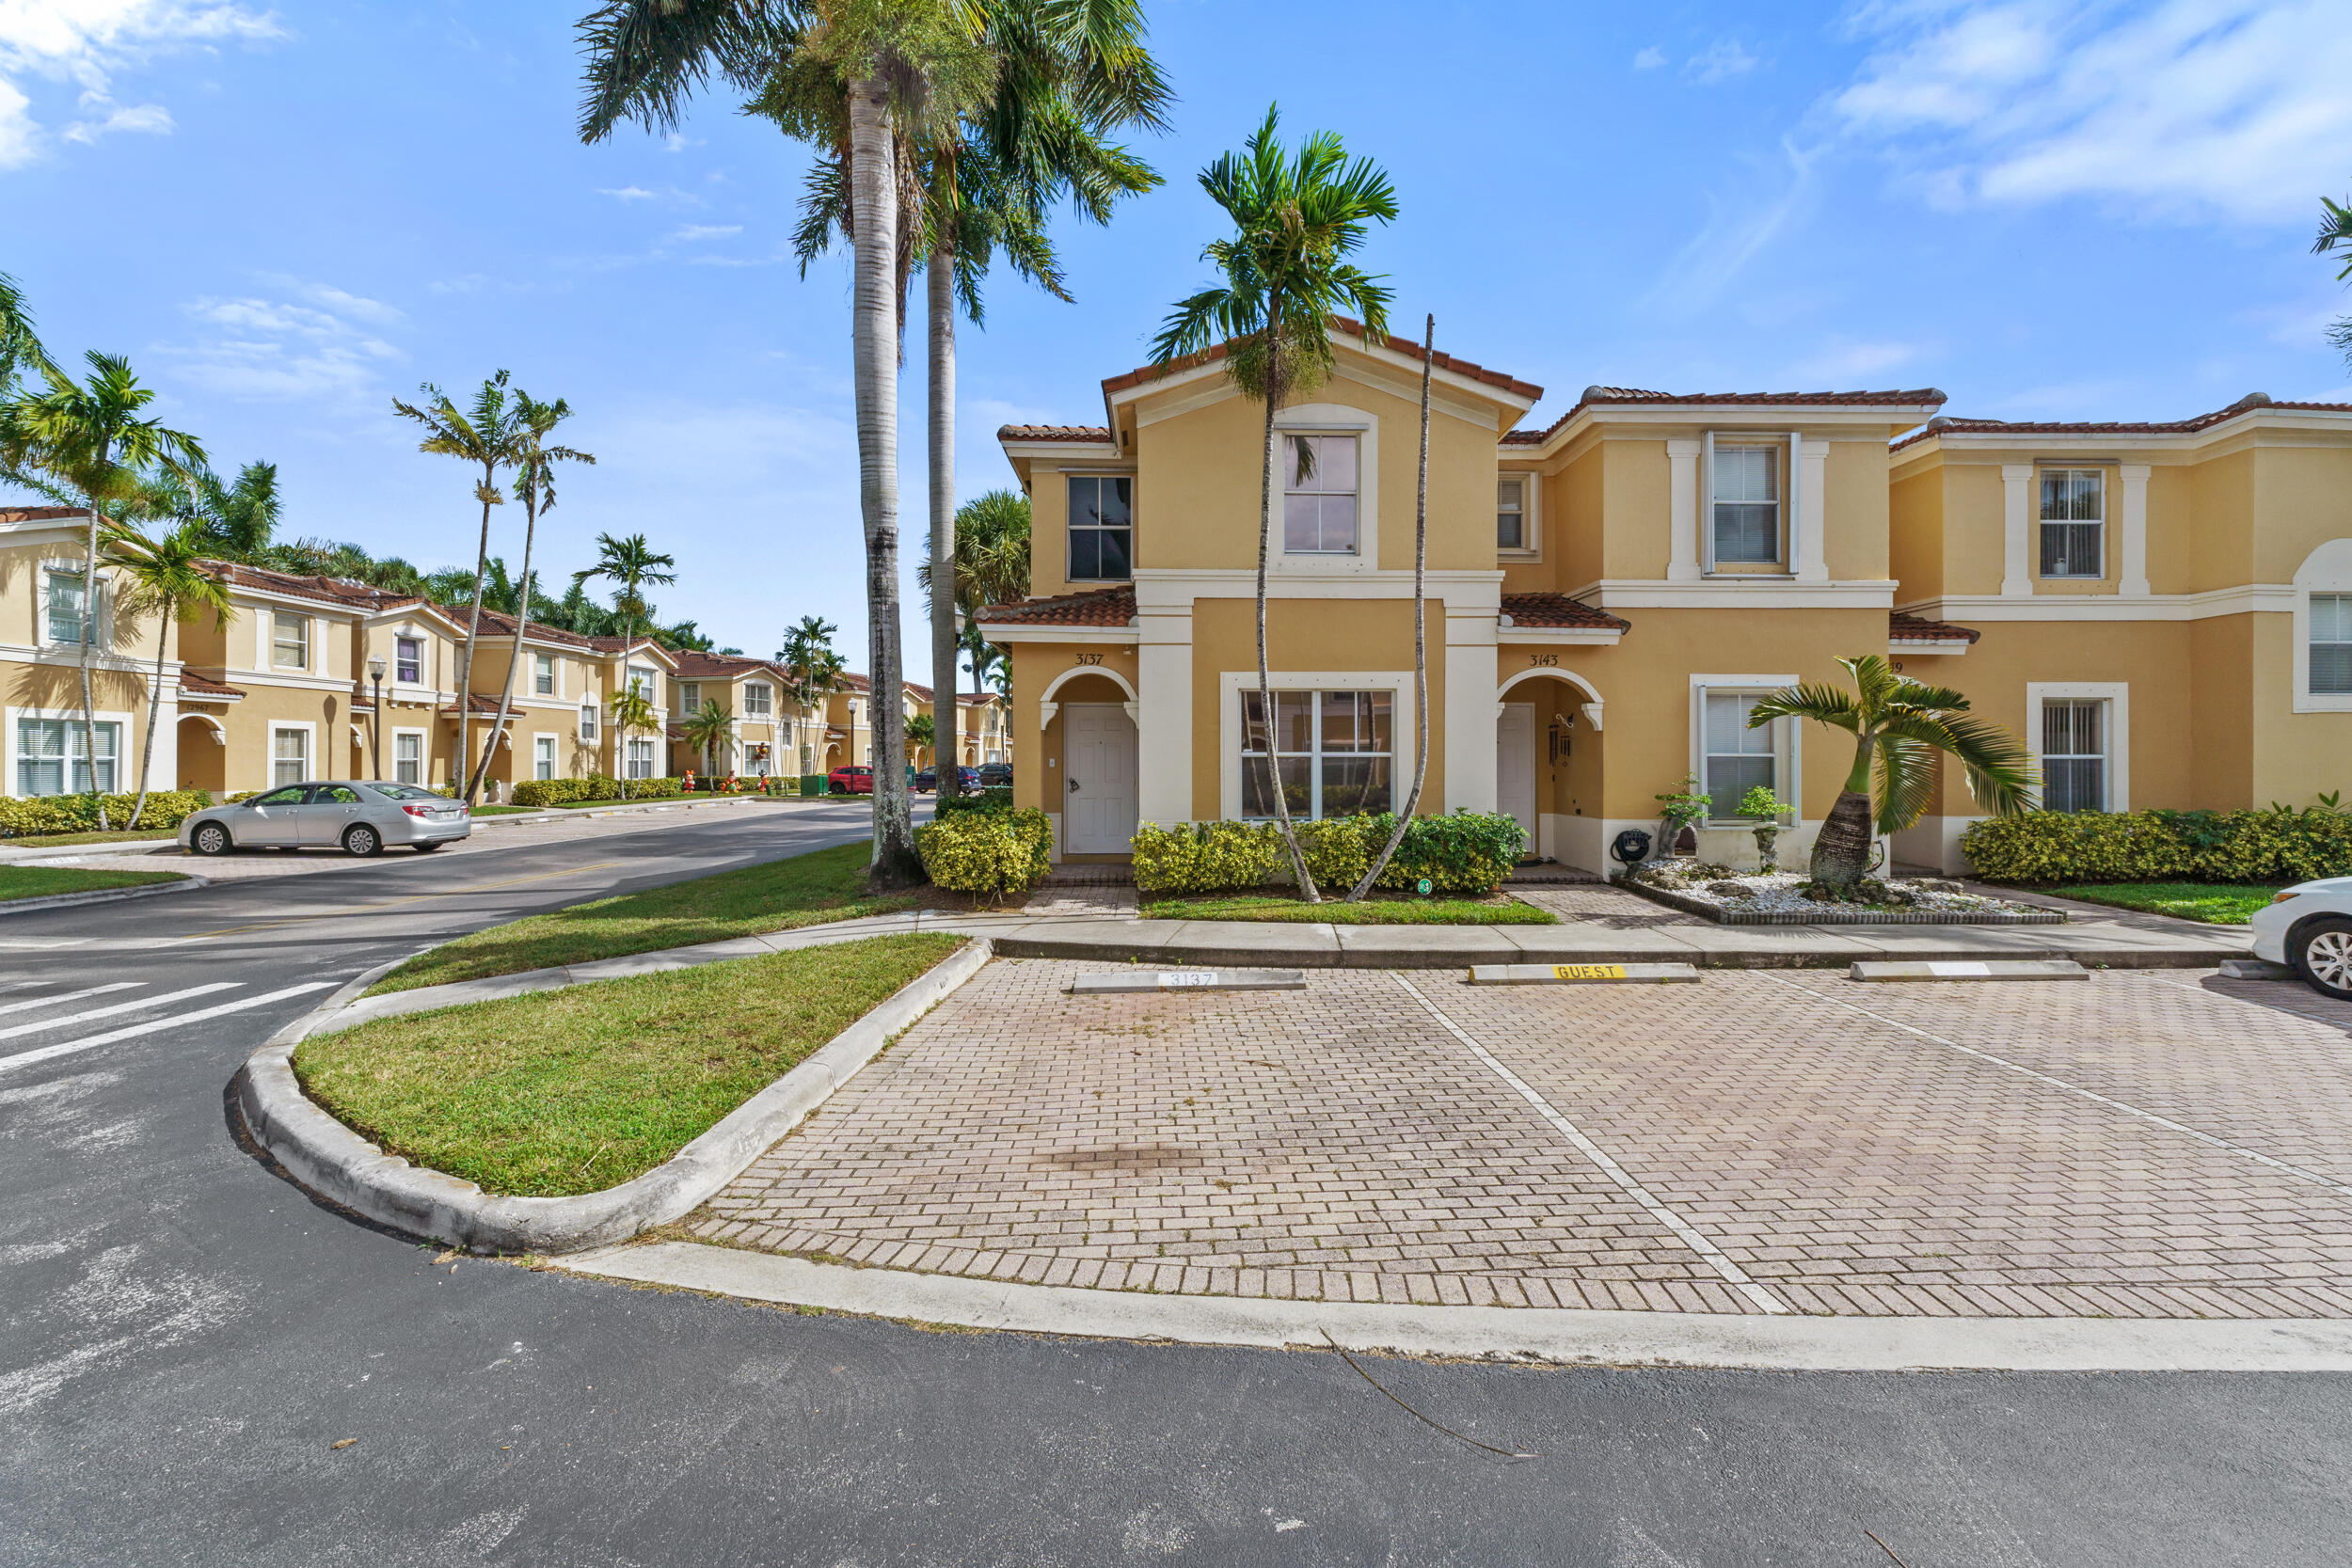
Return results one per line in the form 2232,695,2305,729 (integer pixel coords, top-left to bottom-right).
1073,653,1104,666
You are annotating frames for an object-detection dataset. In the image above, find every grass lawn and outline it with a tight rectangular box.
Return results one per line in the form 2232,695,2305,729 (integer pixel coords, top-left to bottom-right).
369,839,919,994
2046,882,2283,924
1,828,180,847
0,865,186,902
1141,892,1557,925
297,932,961,1197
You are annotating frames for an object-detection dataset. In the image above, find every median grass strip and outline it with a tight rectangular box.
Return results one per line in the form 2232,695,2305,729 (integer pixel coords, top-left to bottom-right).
2046,882,2283,925
369,840,919,994
296,932,961,1198
0,865,186,903
1140,892,1557,926
0,828,181,848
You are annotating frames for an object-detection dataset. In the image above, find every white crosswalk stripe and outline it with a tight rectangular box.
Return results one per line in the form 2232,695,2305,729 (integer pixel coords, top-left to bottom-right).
0,983,239,1044
0,981,142,1019
0,981,333,1075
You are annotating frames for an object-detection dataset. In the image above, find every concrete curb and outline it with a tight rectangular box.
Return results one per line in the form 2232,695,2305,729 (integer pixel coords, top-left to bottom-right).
235,935,993,1255
0,873,208,918
558,1241,2352,1371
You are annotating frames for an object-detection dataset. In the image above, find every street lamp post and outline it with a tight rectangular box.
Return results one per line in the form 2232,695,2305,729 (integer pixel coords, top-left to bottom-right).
367,656,386,781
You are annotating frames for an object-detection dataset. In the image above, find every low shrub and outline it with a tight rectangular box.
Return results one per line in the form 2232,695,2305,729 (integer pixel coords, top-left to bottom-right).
1294,816,1372,892
1367,810,1527,895
510,775,684,808
1131,819,1284,894
915,805,1053,895
0,789,213,837
934,786,1016,819
1963,806,2352,885
1130,811,1526,897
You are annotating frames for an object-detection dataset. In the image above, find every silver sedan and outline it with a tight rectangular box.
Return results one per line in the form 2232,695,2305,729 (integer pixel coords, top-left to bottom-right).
179,781,473,857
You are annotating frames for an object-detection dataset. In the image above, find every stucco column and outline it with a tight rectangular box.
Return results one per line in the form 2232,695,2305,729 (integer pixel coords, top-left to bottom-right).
1136,601,1193,826
1794,435,1829,582
2004,463,2042,596
2119,463,2152,597
2001,463,2034,596
1442,609,1498,815
1666,438,1701,581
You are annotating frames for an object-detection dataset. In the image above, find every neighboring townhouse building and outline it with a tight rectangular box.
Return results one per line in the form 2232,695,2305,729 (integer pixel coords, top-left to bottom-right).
581,636,676,785
1887,394,2352,870
955,690,1012,768
819,673,933,774
456,609,617,789
666,650,810,777
976,325,2352,868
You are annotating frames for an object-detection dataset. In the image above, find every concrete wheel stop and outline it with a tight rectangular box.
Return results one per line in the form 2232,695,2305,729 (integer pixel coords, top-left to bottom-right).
1850,959,2087,982
1469,962,1702,985
1069,968,1307,994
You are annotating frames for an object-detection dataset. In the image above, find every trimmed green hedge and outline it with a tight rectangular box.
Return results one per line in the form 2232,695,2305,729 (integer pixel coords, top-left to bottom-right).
1963,807,2352,884
510,775,686,808
1132,812,1527,896
0,789,213,837
915,805,1053,895
934,785,1016,819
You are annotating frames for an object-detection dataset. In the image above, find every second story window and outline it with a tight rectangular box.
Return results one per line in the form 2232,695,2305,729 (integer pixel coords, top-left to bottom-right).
43,568,89,645
272,611,309,670
2312,594,2352,695
628,665,656,700
1710,445,1781,568
394,636,421,684
1497,477,1529,551
1283,435,1359,555
2039,468,2104,578
679,681,701,712
745,682,772,718
1067,475,1132,581
534,653,554,695
579,702,599,742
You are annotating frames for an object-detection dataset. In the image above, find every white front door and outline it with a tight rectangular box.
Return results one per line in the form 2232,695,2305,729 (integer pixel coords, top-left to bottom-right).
1064,704,1138,854
1496,702,1536,849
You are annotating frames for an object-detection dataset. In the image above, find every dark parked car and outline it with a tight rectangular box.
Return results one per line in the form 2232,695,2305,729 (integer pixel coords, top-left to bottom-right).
976,763,1013,789
914,766,981,793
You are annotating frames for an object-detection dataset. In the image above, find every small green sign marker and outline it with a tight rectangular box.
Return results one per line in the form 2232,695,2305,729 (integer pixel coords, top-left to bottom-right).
1416,878,1434,895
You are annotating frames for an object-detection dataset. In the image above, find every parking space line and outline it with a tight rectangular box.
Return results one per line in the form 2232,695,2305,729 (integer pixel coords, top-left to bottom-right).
1757,971,2352,1203
0,982,239,1043
1390,973,1790,1315
0,981,333,1076
0,982,141,1018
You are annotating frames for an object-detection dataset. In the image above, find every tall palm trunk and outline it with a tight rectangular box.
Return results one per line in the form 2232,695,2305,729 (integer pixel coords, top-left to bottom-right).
453,468,495,805
1351,316,1436,900
471,499,538,802
850,76,920,887
79,463,108,830
929,235,961,801
1253,309,1317,901
130,596,171,829
1810,737,1881,890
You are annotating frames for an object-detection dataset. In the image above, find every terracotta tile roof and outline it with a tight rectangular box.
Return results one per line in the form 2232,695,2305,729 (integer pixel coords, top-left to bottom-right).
973,584,1136,627
177,671,246,699
584,635,680,666
438,693,525,717
1498,593,1630,633
956,690,1006,705
1506,387,1949,447
461,606,600,650
1099,316,1543,403
0,505,91,524
1890,392,2352,451
998,424,1115,442
203,560,426,613
670,649,781,680
830,672,935,701
1890,611,1981,644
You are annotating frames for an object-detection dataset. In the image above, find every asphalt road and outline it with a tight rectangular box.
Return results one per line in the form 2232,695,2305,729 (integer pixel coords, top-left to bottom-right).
2,807,2347,1566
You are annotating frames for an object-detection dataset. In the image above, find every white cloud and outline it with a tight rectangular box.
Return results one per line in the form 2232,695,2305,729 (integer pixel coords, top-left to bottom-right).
1633,45,1667,70
0,0,284,166
161,279,402,402
1685,38,1760,84
1643,139,1820,314
599,184,657,201
671,224,741,242
1788,338,1923,384
1833,0,2352,224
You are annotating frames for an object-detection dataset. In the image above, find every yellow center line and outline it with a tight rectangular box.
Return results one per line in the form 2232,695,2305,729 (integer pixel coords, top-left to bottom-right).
181,860,629,940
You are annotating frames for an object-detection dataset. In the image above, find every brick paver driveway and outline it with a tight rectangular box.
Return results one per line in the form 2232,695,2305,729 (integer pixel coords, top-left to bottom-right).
697,960,2352,1319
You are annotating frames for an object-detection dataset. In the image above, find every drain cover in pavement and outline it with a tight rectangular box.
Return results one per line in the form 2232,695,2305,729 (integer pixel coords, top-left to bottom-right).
1069,970,1306,994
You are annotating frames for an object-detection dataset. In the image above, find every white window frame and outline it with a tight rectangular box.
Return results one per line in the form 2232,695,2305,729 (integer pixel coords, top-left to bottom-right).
270,722,316,788
534,652,556,697
2037,467,2106,580
578,702,599,743
532,734,557,781
2026,682,2128,814
39,562,99,649
391,727,426,786
271,611,310,672
1702,435,1786,574
743,681,772,718
1268,404,1379,574
678,682,701,713
1497,472,1538,557
2293,538,2352,713
624,736,657,781
1234,687,1396,822
8,707,128,797
1279,430,1363,558
1065,472,1136,584
1216,669,1415,821
1688,676,1800,826
628,664,658,701
393,634,423,686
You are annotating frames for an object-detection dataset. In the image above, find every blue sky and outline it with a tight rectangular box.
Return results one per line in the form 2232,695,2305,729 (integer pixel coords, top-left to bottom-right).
5,0,2349,666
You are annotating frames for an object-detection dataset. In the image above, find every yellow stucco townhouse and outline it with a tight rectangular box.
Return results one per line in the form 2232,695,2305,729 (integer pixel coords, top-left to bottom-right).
667,649,819,778
4,505,176,799
974,325,2352,873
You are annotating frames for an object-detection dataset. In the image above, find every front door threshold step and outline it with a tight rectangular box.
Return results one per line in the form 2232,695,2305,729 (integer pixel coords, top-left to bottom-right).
1469,962,1701,985
1850,958,2087,982
1070,968,1306,994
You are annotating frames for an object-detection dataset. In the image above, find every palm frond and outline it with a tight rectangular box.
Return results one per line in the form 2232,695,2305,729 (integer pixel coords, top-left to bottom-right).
1745,682,1861,733
1871,732,1939,834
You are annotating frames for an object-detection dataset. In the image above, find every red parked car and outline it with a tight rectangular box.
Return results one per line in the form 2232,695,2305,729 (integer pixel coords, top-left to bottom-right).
827,765,874,795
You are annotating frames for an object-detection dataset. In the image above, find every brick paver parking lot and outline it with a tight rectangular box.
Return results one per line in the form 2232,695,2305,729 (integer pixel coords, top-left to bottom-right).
696,960,2352,1318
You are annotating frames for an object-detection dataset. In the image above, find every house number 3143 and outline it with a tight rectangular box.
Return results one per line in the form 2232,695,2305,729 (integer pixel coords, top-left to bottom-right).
1527,653,1559,667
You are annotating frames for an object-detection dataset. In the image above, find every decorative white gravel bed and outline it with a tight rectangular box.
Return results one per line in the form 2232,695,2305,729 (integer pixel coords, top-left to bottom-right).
1619,865,2066,926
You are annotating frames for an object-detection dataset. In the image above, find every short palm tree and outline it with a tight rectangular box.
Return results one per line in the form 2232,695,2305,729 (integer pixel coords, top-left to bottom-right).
918,486,1027,711
391,372,525,802
1746,654,2035,891
907,711,935,768
1151,104,1398,901
0,352,207,829
607,687,661,800
680,697,736,775
777,614,848,772
577,532,675,794
470,391,593,800
101,519,233,826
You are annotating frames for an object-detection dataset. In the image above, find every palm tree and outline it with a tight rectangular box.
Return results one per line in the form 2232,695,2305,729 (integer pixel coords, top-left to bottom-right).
680,697,736,775
575,531,677,796
0,269,52,405
470,392,593,801
1746,655,2035,892
608,687,661,800
776,613,848,771
1348,315,1435,902
0,352,207,829
907,711,935,768
2316,195,2352,371
101,519,234,825
1151,105,1398,902
391,372,525,803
